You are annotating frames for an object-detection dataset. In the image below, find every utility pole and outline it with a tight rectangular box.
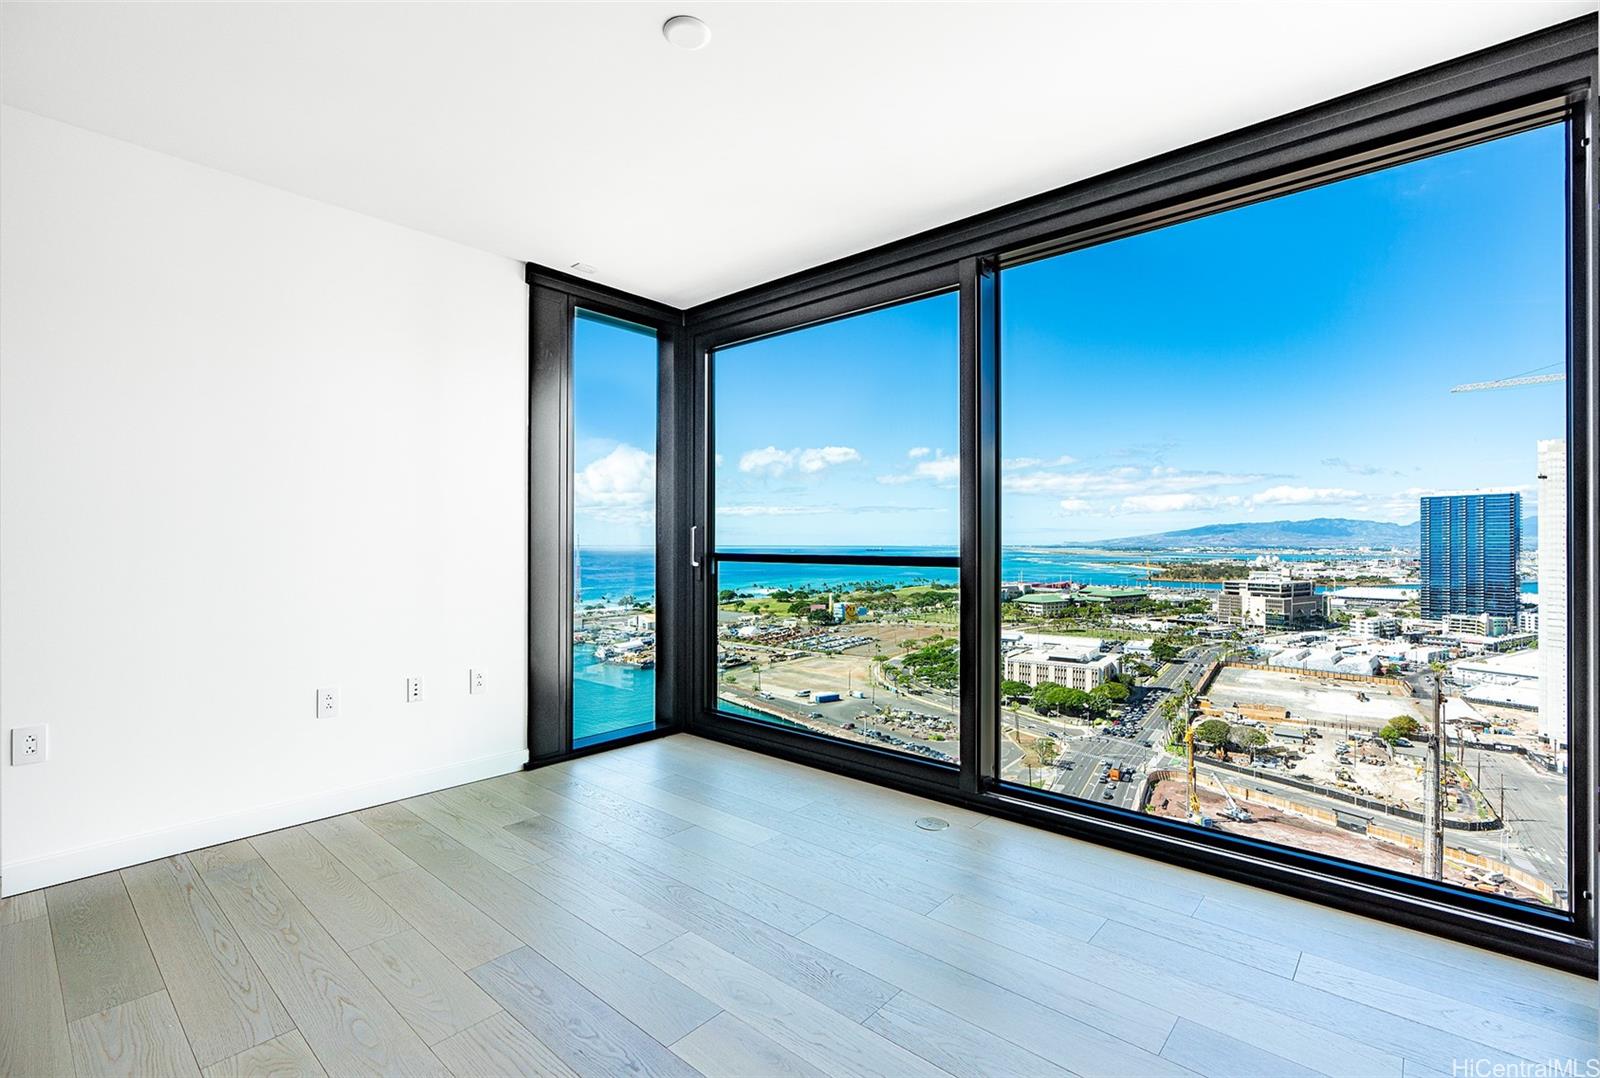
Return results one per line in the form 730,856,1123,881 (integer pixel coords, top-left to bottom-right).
1422,670,1445,882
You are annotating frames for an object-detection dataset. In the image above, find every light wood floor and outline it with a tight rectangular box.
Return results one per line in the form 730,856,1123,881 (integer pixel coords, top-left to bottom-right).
3,734,1595,1078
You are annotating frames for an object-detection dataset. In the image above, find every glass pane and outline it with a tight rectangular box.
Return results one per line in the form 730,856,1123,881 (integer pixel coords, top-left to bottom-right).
999,124,1571,909
711,292,962,762
713,293,960,549
572,309,657,748
716,560,959,764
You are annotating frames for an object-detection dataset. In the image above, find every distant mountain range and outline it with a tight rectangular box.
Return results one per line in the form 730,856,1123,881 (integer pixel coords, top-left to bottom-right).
1089,517,1418,551
1088,514,1542,551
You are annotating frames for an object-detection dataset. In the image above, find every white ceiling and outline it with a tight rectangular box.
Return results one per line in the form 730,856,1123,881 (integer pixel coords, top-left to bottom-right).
3,1,1594,308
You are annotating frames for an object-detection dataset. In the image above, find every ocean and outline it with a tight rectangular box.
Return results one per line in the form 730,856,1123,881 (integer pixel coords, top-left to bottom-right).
569,544,1532,743
572,545,1442,604
572,643,656,745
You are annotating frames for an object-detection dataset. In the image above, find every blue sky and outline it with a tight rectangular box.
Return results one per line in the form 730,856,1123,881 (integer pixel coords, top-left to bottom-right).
572,310,657,548
579,123,1567,549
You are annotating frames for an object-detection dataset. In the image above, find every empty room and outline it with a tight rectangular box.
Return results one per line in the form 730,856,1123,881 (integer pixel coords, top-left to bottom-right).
2,3,1597,1076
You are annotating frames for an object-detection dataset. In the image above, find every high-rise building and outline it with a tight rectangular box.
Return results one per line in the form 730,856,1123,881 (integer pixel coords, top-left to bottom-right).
1537,440,1567,748
1419,490,1521,620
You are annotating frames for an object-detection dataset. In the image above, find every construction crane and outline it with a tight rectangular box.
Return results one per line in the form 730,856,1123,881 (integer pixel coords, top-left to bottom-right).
1450,372,1564,393
1183,719,1204,825
1183,719,1252,825
1210,767,1254,822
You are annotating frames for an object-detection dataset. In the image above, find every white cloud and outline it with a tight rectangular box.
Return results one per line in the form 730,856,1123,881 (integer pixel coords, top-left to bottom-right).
797,446,861,472
907,447,932,459
1116,493,1244,514
718,503,943,517
1003,455,1076,471
717,504,831,517
1004,465,1265,499
1057,498,1092,513
738,444,860,476
1248,485,1363,507
879,451,959,486
738,446,794,474
574,444,654,508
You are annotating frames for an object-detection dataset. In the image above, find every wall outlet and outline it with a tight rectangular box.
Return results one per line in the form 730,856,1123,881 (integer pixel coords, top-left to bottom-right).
11,725,47,766
469,669,485,695
316,688,339,719
406,676,423,703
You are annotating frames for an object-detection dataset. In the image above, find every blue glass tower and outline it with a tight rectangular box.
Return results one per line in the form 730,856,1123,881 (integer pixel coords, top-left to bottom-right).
1419,491,1521,619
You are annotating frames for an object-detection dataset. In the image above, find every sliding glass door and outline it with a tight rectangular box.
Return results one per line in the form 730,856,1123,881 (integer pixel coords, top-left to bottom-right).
705,292,964,768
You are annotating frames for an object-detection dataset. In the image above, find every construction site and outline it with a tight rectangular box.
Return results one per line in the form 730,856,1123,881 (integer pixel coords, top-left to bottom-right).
1141,659,1553,905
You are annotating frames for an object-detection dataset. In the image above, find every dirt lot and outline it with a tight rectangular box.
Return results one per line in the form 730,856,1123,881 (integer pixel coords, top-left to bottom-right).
1145,778,1536,902
1206,665,1426,734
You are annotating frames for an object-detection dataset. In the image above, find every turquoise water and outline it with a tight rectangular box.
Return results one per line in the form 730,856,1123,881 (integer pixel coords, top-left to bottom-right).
572,643,655,747
574,546,1470,605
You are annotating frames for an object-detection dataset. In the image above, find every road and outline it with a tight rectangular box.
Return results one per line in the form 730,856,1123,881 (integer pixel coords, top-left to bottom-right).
1016,645,1222,808
1446,742,1569,899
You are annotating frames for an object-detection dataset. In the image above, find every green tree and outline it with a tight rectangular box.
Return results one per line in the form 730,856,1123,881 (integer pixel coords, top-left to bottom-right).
1031,682,1072,715
1232,725,1268,762
1161,696,1188,747
1058,687,1092,715
1151,637,1183,664
719,589,738,602
1195,718,1232,758
1092,681,1130,703
1000,679,1032,702
1379,714,1423,744
902,639,960,691
1034,737,1060,767
805,607,836,626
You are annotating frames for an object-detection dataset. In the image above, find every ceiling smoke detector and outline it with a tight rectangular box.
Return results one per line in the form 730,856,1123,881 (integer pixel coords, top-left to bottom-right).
662,15,711,51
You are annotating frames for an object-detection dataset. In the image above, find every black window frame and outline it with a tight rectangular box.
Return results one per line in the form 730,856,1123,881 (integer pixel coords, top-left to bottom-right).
526,266,689,764
526,17,1598,974
688,274,976,793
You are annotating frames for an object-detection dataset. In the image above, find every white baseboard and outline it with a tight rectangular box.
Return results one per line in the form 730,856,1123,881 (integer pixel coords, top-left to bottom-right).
0,748,528,896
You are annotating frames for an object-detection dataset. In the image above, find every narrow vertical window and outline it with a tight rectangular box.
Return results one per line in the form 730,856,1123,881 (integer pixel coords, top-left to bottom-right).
571,309,658,747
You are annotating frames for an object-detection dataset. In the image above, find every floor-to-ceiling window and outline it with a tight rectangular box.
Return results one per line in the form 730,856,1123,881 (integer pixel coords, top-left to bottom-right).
708,292,963,765
571,308,659,748
543,24,1592,969
998,123,1573,910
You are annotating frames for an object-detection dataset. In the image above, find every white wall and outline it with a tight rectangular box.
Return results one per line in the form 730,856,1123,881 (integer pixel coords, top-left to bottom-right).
0,106,529,894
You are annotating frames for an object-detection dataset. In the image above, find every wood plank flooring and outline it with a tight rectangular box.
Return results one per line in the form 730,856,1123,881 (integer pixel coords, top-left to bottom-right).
3,733,1594,1077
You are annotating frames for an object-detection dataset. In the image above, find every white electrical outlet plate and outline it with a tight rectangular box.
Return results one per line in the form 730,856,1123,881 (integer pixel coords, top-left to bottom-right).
11,725,47,766
317,688,339,719
469,669,485,695
406,676,423,703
